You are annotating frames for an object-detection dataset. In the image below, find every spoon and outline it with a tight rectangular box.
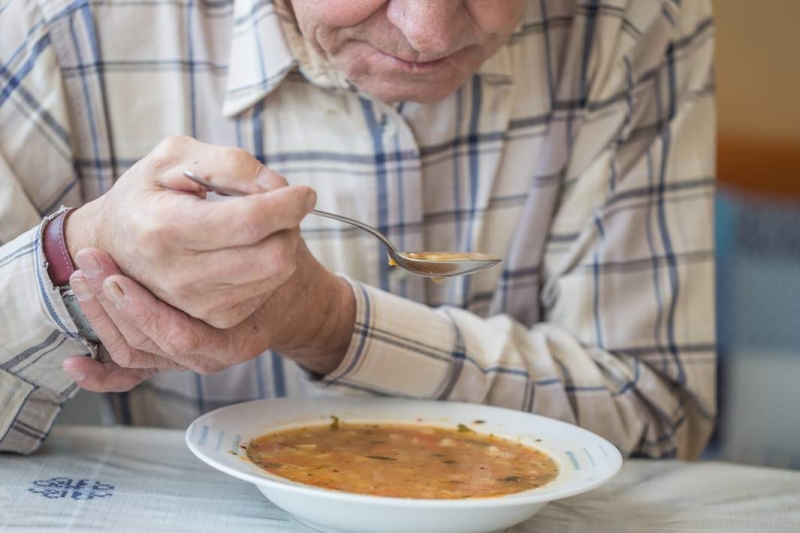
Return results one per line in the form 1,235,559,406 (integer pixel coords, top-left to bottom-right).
183,170,502,280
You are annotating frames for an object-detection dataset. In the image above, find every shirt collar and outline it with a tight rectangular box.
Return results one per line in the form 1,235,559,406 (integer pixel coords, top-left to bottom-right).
224,0,513,117
223,0,348,117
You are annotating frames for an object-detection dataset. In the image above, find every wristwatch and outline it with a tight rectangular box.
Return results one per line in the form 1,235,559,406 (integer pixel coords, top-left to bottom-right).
43,208,101,354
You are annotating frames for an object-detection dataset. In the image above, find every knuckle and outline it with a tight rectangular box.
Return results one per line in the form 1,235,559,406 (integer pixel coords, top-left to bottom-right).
109,344,135,368
162,327,201,358
206,314,237,329
154,135,192,158
224,146,256,167
130,306,171,347
238,214,266,244
129,338,152,355
297,185,317,210
186,298,222,325
267,169,289,189
212,307,250,329
287,185,315,215
163,279,195,308
131,211,168,255
254,166,288,190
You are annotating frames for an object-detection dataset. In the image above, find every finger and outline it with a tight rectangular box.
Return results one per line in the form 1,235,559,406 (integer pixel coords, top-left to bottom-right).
193,228,301,288
181,165,288,196
147,137,284,194
63,356,159,393
189,293,266,330
69,271,163,368
75,248,260,340
74,250,168,358
73,250,184,369
101,274,245,374
180,184,317,250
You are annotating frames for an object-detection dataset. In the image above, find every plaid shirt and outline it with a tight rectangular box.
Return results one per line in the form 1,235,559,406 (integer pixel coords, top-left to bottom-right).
0,0,716,458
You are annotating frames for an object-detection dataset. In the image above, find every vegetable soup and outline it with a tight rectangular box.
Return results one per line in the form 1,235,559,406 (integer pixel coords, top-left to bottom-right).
246,420,558,499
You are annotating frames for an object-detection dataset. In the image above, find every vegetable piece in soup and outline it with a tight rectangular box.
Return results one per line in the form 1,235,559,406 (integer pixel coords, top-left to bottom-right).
246,423,558,499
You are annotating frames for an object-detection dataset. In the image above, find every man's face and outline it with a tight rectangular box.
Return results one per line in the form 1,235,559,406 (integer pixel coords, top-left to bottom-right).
290,0,525,103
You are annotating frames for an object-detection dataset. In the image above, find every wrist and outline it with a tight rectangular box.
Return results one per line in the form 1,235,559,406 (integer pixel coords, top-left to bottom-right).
271,253,355,375
65,201,100,262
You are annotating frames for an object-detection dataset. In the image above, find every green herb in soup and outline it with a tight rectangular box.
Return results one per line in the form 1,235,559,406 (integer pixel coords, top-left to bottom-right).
246,423,558,499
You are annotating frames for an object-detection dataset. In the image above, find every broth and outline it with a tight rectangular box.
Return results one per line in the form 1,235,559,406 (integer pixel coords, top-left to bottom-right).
401,252,497,262
247,421,558,499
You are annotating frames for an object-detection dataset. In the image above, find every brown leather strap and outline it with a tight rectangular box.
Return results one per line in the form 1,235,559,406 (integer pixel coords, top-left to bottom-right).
43,208,77,286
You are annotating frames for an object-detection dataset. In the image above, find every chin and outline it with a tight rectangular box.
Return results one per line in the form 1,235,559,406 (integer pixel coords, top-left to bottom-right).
351,77,468,104
361,87,460,104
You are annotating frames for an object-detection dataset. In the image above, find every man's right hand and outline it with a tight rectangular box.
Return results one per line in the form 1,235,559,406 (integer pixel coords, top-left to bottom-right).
66,135,317,329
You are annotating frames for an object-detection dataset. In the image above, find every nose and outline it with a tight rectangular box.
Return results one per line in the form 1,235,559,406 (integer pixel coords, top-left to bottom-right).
385,0,466,58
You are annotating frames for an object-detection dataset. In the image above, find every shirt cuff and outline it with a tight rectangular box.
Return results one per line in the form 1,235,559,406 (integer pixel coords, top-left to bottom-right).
318,278,458,398
0,220,89,400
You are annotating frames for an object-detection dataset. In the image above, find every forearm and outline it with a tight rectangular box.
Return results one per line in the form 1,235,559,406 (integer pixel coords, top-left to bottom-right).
0,222,90,454
318,282,715,459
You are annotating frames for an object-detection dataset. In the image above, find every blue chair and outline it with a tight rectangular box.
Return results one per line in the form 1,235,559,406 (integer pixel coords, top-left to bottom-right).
711,188,800,468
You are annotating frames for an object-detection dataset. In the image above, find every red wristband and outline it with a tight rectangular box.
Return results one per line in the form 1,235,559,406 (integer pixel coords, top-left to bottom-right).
43,208,77,286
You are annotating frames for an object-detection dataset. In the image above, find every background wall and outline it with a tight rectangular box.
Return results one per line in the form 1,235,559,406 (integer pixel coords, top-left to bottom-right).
715,0,800,145
714,0,800,198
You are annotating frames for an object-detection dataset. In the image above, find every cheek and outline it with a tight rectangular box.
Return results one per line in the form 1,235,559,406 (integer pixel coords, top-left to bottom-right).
296,0,386,28
466,0,526,34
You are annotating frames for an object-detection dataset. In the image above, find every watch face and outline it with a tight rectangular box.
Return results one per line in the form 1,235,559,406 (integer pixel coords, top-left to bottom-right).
62,288,101,343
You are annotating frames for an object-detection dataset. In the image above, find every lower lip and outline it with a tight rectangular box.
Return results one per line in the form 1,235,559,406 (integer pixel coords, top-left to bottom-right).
379,52,451,73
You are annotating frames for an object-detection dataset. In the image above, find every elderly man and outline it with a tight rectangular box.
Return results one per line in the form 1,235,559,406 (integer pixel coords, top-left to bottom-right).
0,0,716,458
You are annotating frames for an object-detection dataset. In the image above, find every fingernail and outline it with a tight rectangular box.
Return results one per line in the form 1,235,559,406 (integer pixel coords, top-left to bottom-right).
304,187,317,210
104,279,129,308
70,276,92,301
255,165,278,191
64,367,85,382
75,253,101,277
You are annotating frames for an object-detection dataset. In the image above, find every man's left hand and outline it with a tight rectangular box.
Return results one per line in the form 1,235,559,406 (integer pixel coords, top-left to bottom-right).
63,245,355,392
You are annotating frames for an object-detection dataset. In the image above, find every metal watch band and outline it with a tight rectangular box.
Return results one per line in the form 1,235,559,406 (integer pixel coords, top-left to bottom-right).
61,287,101,345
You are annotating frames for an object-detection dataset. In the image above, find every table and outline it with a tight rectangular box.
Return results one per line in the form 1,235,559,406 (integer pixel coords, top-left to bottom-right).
1,426,799,532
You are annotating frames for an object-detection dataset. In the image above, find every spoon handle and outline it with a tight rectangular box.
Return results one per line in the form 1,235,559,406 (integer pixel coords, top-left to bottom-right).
310,210,397,254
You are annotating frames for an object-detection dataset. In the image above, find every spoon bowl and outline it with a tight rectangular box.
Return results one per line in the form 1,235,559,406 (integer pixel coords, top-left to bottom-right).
183,170,502,280
393,252,502,280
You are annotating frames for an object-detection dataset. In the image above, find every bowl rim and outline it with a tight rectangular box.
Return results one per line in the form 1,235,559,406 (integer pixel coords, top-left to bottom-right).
186,397,623,509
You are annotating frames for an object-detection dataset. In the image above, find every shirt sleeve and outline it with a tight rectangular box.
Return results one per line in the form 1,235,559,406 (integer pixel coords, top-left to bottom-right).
0,0,89,454
321,1,716,460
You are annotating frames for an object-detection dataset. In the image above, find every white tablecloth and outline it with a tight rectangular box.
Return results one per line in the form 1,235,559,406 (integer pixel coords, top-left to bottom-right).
1,426,799,532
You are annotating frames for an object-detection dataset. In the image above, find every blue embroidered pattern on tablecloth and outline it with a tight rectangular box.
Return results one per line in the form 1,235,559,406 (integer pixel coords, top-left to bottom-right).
29,478,114,500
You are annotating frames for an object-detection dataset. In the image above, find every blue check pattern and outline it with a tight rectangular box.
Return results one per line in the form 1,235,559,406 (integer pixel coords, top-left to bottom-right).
0,0,716,459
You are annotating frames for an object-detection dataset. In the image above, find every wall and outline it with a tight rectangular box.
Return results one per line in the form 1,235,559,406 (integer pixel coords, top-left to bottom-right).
714,0,800,144
714,0,800,197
